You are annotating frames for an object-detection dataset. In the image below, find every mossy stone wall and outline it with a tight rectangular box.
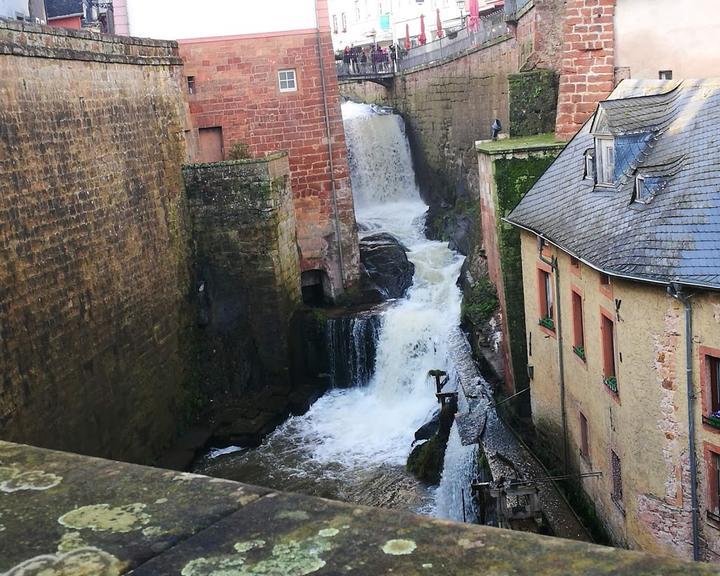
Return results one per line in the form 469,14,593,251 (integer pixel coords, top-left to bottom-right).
508,70,559,137
183,155,302,413
494,154,559,406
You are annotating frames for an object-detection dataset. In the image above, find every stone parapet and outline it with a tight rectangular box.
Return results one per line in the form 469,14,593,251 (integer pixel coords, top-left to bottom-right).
0,440,716,575
0,18,182,65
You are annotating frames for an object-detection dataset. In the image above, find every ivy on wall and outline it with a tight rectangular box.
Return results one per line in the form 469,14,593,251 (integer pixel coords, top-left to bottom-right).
494,154,558,397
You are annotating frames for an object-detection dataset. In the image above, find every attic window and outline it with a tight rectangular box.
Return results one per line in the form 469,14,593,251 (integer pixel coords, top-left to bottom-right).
595,137,615,185
659,70,673,80
634,175,650,203
583,151,595,181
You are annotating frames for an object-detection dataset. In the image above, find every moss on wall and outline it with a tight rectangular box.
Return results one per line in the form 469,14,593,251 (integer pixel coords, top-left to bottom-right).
508,70,559,137
462,278,499,327
494,154,558,405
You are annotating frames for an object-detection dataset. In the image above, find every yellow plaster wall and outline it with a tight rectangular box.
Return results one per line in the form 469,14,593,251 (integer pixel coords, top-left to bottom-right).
520,230,720,560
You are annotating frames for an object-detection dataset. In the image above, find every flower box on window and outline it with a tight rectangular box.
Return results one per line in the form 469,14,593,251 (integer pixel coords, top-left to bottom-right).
703,412,720,430
573,345,586,361
539,317,554,330
603,375,618,394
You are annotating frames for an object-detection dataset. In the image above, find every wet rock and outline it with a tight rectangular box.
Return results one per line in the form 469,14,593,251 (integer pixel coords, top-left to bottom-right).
358,233,415,301
448,213,474,256
407,436,444,485
413,410,440,444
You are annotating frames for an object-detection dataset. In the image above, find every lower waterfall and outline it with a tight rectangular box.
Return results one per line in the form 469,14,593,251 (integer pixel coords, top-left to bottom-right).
197,102,477,519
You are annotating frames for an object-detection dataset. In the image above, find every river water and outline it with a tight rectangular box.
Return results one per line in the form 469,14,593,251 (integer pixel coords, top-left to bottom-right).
196,102,471,517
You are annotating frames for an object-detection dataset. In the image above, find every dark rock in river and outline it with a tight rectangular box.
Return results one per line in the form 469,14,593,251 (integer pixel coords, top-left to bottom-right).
413,410,440,444
359,232,415,301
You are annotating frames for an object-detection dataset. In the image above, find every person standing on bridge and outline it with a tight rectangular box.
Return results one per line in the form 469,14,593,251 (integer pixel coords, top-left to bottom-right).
360,48,368,73
342,46,351,74
389,44,397,73
350,45,359,74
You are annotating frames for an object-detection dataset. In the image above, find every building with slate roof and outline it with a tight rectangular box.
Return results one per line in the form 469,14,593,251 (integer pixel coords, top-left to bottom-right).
506,79,720,562
44,0,83,28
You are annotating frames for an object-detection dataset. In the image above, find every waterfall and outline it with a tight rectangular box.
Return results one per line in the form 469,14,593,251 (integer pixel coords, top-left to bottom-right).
326,314,381,388
201,101,471,518
342,102,419,207
435,422,478,523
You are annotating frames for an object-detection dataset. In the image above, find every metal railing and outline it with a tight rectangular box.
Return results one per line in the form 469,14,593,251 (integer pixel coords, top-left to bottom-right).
505,0,533,20
335,59,395,79
334,7,512,80
398,9,509,71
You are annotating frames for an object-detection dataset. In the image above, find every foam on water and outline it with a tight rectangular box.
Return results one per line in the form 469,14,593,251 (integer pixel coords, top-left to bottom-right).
205,102,469,514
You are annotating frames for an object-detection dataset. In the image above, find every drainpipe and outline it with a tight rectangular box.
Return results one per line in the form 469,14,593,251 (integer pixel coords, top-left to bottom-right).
314,0,347,294
538,236,569,475
668,282,700,561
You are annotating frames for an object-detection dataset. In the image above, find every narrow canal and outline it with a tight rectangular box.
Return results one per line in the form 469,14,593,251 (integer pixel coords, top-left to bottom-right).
195,102,473,519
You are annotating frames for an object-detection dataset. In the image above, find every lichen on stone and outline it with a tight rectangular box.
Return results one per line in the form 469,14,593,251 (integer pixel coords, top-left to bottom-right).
181,530,340,576
57,532,87,553
4,547,124,576
275,510,310,521
233,540,266,554
381,539,417,555
0,468,62,493
58,503,151,533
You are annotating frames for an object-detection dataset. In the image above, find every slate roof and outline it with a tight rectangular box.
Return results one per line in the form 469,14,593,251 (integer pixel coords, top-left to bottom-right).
45,0,83,19
506,79,720,290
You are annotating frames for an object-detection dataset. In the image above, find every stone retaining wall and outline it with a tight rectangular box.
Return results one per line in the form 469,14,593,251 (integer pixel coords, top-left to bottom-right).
0,20,192,462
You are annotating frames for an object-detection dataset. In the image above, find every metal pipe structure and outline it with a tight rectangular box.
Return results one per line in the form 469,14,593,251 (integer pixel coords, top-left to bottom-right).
668,282,701,561
314,0,347,295
538,236,569,475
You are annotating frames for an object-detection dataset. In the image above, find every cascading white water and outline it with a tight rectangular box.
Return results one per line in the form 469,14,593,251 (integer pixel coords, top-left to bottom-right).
200,101,472,517
435,422,478,522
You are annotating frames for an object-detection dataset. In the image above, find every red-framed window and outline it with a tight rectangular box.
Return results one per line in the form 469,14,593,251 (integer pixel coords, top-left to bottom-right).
572,289,585,361
601,309,618,396
537,266,554,331
601,313,616,378
599,272,613,299
704,442,720,522
570,256,582,278
700,347,720,430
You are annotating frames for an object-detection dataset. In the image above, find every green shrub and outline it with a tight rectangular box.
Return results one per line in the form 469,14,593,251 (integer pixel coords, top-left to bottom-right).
462,278,499,326
228,142,251,160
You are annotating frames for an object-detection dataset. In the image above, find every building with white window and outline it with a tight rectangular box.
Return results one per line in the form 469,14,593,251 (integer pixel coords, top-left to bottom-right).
327,0,498,50
508,78,720,562
114,0,360,299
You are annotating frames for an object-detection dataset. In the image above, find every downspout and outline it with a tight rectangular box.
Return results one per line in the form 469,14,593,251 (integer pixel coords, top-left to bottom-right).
668,282,700,561
538,236,569,475
314,0,347,293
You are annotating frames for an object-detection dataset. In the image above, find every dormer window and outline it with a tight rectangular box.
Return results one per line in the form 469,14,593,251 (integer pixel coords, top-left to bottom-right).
634,175,649,203
583,150,595,180
596,137,615,185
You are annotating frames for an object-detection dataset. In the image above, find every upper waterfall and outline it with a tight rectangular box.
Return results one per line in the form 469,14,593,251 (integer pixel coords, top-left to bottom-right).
343,101,420,207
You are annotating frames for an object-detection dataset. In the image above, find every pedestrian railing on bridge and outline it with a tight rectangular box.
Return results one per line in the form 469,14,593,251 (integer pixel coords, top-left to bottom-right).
335,8,511,83
398,8,509,71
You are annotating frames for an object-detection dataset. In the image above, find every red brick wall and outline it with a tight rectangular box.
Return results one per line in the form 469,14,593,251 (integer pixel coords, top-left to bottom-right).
179,20,359,294
555,0,616,140
47,16,82,30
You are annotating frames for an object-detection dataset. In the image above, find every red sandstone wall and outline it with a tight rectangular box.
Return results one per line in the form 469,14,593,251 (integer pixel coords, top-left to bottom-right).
555,0,616,140
47,16,82,29
179,22,359,294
